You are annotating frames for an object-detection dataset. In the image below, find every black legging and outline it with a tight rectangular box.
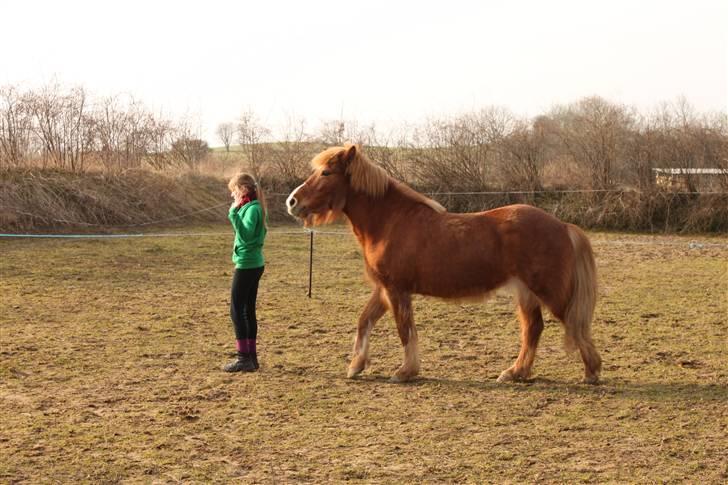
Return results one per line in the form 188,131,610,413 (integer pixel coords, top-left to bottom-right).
230,266,264,340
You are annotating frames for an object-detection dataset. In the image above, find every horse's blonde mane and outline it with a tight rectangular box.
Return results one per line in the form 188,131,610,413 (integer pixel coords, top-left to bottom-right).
396,181,446,213
346,148,390,198
312,145,445,213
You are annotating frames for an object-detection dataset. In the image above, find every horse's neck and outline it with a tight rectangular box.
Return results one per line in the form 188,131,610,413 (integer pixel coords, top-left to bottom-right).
343,184,419,243
343,191,380,242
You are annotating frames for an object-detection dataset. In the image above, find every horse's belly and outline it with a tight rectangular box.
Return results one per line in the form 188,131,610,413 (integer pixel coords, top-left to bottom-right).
413,269,509,299
367,233,508,298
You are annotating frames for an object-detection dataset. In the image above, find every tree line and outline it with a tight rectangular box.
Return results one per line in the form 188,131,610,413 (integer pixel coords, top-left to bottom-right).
0,83,208,172
222,98,727,194
2,83,727,194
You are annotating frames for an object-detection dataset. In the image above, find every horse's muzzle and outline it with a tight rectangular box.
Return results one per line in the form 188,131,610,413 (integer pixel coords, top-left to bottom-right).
286,201,309,219
286,194,300,217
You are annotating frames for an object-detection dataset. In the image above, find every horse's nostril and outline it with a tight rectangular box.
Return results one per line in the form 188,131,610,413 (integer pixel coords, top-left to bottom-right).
287,197,297,208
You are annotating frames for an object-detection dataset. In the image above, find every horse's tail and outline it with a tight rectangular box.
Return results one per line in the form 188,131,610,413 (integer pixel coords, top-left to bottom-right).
563,224,601,376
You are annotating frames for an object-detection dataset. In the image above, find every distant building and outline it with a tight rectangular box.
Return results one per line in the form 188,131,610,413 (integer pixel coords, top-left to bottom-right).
652,168,728,191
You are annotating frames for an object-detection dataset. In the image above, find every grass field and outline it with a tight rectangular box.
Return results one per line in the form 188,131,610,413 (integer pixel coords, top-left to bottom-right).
1,226,727,483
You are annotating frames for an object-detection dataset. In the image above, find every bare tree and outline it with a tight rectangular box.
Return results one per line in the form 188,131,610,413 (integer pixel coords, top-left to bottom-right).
498,118,548,191
146,115,176,170
30,83,91,171
317,118,374,146
408,107,515,191
550,96,635,189
236,110,270,178
318,119,346,145
0,86,34,167
268,115,314,184
632,98,728,191
90,95,157,171
350,124,414,184
216,122,234,152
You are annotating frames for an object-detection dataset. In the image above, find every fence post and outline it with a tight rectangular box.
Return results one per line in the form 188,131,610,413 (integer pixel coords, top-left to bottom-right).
308,230,314,298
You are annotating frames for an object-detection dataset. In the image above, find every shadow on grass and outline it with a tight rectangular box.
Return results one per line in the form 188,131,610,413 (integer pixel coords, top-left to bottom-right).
303,369,728,402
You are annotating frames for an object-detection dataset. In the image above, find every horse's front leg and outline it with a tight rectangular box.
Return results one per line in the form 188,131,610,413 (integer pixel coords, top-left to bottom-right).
386,290,420,382
347,287,387,378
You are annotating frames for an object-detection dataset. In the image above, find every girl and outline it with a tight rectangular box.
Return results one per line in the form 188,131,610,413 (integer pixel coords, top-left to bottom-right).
224,173,267,372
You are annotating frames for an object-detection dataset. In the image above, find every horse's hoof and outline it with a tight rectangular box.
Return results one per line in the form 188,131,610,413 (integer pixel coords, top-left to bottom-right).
347,367,363,379
390,368,418,383
497,368,531,383
497,369,516,383
582,375,600,385
347,356,367,379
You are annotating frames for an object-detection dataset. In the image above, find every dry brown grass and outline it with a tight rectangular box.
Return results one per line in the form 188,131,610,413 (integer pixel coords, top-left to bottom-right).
1,226,726,483
0,169,229,231
3,165,727,235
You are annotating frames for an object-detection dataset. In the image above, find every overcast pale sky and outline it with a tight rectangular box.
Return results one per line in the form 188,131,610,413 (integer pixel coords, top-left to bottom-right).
2,0,726,144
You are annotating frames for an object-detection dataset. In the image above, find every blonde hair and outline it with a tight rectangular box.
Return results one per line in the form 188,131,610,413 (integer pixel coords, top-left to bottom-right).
228,173,268,227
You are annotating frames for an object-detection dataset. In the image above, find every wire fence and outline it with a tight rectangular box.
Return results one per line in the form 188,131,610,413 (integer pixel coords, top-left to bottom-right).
2,188,727,239
1,225,726,248
3,206,725,301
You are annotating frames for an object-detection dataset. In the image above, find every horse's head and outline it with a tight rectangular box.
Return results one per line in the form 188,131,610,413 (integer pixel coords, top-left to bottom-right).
286,144,362,226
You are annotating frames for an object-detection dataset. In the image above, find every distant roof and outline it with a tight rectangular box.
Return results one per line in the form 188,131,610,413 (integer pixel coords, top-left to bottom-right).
652,168,728,175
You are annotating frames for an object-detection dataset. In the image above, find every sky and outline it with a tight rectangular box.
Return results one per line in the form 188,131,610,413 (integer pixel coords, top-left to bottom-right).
2,0,727,144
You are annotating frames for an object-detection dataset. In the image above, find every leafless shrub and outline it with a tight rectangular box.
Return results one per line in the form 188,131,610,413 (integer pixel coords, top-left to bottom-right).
237,110,271,179
317,118,376,146
267,115,315,184
144,117,177,170
631,99,728,192
408,107,515,191
548,190,728,233
89,95,159,171
2,81,727,232
317,120,413,183
216,122,234,152
497,117,548,191
359,126,414,184
0,86,34,168
548,96,635,189
29,83,92,171
170,136,209,171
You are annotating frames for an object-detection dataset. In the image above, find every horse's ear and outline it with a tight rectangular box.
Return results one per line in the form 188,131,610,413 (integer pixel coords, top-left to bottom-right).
341,144,358,166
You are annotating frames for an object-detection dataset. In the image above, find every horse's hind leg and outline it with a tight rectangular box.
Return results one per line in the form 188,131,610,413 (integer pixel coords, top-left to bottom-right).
576,336,601,384
386,290,420,382
498,289,544,383
347,287,387,378
562,318,601,384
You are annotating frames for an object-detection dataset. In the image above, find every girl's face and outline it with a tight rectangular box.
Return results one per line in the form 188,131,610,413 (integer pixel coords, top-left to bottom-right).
231,185,248,199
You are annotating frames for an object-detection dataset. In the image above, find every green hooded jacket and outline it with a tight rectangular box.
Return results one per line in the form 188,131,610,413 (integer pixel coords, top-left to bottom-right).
228,200,266,269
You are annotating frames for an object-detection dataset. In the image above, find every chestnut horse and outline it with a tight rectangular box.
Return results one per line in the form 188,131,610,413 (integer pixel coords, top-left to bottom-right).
287,144,601,384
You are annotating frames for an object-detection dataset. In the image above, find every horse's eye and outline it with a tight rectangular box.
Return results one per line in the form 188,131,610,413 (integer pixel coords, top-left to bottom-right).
321,170,331,176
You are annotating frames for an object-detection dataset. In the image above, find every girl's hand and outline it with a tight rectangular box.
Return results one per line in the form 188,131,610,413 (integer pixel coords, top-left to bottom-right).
231,190,244,208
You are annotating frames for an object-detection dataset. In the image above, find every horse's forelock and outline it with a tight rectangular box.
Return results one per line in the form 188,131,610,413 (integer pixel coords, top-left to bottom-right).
310,147,342,170
309,146,390,199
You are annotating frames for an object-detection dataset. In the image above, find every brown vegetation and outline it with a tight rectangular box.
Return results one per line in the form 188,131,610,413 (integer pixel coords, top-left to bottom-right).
2,83,727,232
0,169,228,231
